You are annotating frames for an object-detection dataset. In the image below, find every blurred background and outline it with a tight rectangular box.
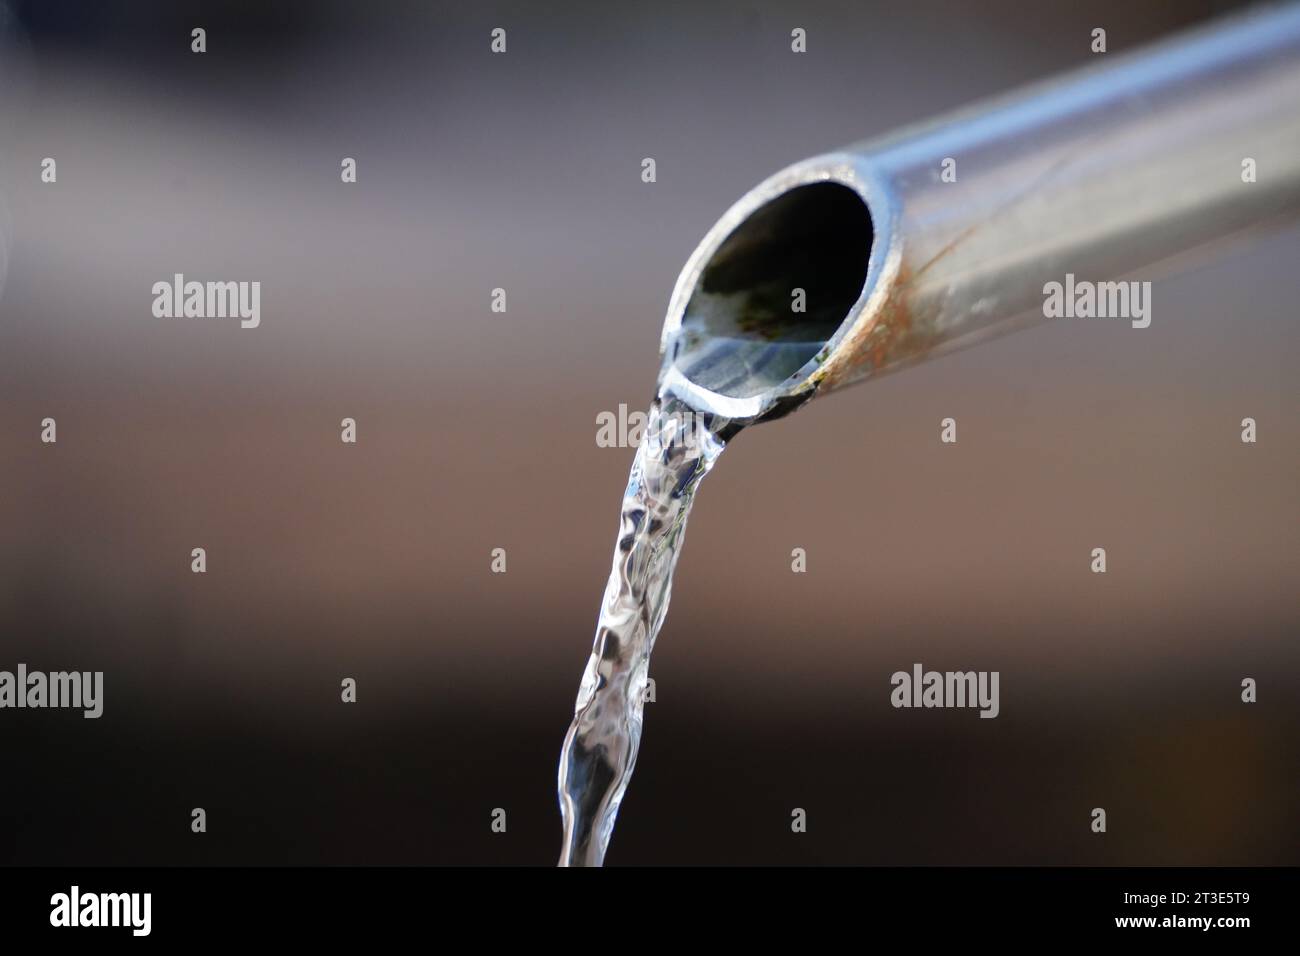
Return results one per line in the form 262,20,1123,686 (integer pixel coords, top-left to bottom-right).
0,0,1295,865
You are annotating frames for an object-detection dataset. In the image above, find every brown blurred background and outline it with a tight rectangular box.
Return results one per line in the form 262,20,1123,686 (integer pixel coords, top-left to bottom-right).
0,0,1295,865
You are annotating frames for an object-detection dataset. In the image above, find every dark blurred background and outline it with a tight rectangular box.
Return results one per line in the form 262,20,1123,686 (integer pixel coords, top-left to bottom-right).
0,0,1295,865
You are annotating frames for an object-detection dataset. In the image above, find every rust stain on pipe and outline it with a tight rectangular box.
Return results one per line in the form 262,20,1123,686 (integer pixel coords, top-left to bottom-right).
817,225,977,392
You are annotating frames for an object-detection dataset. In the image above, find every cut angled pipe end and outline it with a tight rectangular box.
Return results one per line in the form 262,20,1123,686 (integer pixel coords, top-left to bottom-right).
657,155,897,424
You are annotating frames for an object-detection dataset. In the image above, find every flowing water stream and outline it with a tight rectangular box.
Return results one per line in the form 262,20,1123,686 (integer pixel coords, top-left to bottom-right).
556,393,737,866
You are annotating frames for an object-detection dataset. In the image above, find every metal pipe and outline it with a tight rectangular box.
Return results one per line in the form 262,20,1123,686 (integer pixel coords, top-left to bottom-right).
657,4,1300,425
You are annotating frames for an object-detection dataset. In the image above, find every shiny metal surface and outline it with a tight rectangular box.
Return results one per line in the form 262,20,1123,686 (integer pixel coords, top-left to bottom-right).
659,4,1300,424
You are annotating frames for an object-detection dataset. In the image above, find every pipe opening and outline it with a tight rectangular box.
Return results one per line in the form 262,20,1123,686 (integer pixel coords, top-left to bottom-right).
668,181,874,401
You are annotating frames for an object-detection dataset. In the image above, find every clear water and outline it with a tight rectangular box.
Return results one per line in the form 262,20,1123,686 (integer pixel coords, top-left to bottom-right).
557,393,733,866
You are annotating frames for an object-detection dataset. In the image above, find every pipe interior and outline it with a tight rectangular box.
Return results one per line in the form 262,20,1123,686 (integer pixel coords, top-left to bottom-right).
670,182,874,400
